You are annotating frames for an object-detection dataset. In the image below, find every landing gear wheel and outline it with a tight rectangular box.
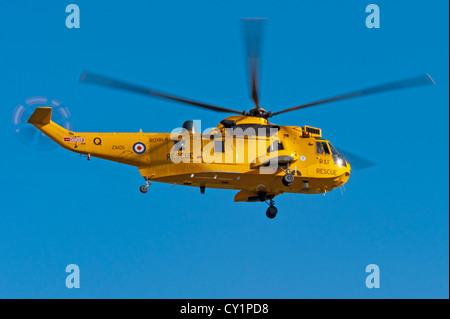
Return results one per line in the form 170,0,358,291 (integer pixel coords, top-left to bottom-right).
139,185,148,194
140,178,151,194
282,173,294,186
266,205,278,219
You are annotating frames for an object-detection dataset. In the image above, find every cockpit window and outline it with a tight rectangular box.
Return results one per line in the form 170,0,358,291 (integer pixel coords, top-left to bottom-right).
316,142,323,154
316,141,330,155
267,141,284,153
328,143,340,155
328,142,347,167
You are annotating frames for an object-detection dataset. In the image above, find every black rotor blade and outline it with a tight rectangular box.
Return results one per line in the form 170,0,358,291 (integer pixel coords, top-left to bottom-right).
243,18,266,109
79,72,243,114
338,149,377,170
272,74,435,116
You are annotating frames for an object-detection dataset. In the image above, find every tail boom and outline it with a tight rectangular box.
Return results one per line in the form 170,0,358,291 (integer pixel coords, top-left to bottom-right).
27,107,156,166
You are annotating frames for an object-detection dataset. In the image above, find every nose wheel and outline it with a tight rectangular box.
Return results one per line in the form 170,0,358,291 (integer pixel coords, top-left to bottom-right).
139,178,151,194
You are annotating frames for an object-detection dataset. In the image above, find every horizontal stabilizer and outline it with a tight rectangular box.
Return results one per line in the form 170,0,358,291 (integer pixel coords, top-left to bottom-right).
27,107,52,125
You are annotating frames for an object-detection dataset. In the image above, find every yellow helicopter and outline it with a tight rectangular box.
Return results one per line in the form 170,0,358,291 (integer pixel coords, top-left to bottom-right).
27,19,434,218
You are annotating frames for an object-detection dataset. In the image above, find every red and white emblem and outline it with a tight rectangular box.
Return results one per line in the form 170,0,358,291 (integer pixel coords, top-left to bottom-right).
63,137,85,143
133,142,146,154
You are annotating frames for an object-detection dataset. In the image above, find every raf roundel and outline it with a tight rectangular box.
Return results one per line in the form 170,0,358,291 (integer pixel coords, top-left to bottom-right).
133,142,146,154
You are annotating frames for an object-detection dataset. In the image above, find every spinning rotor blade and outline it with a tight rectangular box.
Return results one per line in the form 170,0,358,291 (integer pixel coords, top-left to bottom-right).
339,149,377,170
243,18,266,109
79,72,243,114
272,74,435,116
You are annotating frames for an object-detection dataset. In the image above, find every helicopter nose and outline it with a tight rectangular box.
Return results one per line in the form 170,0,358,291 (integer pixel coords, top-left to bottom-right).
338,166,351,187
337,161,351,186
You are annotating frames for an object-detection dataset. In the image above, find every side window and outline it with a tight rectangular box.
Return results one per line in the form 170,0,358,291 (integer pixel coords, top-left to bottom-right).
267,141,284,153
316,141,330,155
322,142,330,155
316,141,324,154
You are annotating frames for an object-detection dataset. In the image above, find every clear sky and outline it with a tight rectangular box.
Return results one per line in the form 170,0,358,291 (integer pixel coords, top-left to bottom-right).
0,0,448,298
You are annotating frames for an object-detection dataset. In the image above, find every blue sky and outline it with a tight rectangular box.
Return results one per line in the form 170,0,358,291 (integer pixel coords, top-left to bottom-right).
0,0,448,298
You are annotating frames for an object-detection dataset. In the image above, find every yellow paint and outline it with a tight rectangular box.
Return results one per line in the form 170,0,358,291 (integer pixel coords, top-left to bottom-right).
28,107,351,201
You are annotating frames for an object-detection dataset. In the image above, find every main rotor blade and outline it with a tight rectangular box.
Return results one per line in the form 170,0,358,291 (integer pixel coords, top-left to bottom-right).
338,149,377,170
272,74,435,116
79,72,244,114
243,18,266,109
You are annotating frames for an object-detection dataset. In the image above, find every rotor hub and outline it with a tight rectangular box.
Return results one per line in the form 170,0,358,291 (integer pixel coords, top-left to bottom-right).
245,107,272,119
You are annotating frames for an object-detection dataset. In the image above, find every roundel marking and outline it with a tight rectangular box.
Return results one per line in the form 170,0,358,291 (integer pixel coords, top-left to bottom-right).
300,155,306,161
133,142,146,154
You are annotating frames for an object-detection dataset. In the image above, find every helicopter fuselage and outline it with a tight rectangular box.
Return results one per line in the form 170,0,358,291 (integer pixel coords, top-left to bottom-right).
28,107,350,202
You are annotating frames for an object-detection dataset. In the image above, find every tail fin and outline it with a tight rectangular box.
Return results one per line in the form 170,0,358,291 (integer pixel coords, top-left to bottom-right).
26,107,73,151
27,107,52,125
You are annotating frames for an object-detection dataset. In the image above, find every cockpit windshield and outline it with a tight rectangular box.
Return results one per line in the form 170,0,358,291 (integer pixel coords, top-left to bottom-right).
328,143,340,156
328,142,347,167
